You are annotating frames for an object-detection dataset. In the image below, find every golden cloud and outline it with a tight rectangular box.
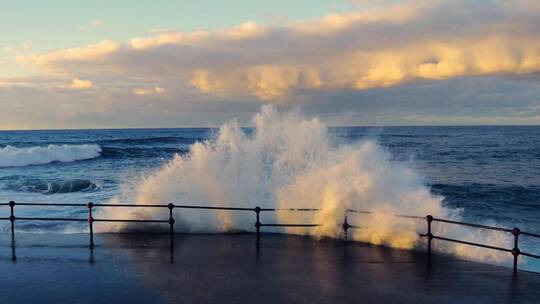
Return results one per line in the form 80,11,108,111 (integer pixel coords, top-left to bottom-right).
133,86,166,96
20,40,119,67
69,78,94,89
16,0,540,102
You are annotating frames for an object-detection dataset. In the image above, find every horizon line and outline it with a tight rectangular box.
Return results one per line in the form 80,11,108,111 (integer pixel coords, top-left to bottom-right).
1,124,540,132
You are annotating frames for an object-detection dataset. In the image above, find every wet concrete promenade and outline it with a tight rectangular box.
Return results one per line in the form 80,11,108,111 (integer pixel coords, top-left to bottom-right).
0,233,539,303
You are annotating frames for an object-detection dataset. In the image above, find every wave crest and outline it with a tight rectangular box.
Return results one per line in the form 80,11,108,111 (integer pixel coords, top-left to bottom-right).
0,144,102,167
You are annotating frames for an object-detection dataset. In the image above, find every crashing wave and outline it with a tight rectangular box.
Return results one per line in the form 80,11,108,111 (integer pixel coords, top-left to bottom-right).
101,106,512,265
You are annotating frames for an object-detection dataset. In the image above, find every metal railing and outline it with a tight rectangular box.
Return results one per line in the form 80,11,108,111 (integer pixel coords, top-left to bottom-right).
1,201,539,274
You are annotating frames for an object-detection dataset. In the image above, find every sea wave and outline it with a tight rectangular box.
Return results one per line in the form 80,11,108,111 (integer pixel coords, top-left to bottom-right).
101,105,513,267
0,144,102,167
0,178,102,194
98,136,204,145
100,146,187,158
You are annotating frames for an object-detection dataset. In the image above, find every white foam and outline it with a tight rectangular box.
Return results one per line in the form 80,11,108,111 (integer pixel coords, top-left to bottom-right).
102,106,512,265
0,144,102,167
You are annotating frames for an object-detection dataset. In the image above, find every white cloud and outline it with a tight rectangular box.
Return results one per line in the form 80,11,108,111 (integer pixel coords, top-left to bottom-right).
69,78,94,89
133,86,165,96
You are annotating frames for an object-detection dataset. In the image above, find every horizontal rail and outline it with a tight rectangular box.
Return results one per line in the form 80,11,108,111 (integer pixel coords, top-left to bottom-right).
14,203,87,207
431,235,513,253
521,251,540,259
395,214,425,220
260,223,321,227
93,203,257,211
348,209,370,214
15,217,87,222
265,207,424,220
92,203,169,208
521,231,540,238
174,205,254,211
347,209,424,220
271,208,319,212
432,217,514,233
0,202,254,210
93,219,168,223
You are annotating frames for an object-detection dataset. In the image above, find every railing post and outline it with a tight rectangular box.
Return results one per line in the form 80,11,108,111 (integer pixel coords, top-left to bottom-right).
87,202,94,248
342,211,350,241
254,206,261,235
512,227,521,275
426,215,433,255
9,201,16,261
9,201,15,243
168,203,175,248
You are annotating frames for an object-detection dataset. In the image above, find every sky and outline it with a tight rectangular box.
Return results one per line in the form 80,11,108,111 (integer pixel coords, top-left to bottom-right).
1,0,540,129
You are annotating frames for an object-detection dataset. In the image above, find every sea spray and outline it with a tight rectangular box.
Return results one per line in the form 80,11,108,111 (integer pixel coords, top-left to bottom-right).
100,106,512,265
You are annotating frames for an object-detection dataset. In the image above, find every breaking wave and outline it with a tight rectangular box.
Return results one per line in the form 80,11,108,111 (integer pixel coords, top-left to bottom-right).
101,106,513,265
0,144,102,167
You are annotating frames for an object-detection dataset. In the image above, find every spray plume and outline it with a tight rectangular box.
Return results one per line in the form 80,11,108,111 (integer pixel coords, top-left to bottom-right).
100,105,512,265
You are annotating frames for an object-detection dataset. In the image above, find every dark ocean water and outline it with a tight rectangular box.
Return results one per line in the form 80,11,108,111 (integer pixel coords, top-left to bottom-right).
0,126,539,268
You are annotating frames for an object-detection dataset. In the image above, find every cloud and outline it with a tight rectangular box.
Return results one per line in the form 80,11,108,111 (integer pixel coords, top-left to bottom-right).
3,0,540,128
18,0,540,103
133,86,165,96
20,40,119,68
2,74,539,129
3,42,31,55
69,78,94,89
129,21,267,50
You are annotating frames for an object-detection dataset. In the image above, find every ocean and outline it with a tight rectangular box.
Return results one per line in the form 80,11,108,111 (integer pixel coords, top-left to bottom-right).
1,120,539,270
